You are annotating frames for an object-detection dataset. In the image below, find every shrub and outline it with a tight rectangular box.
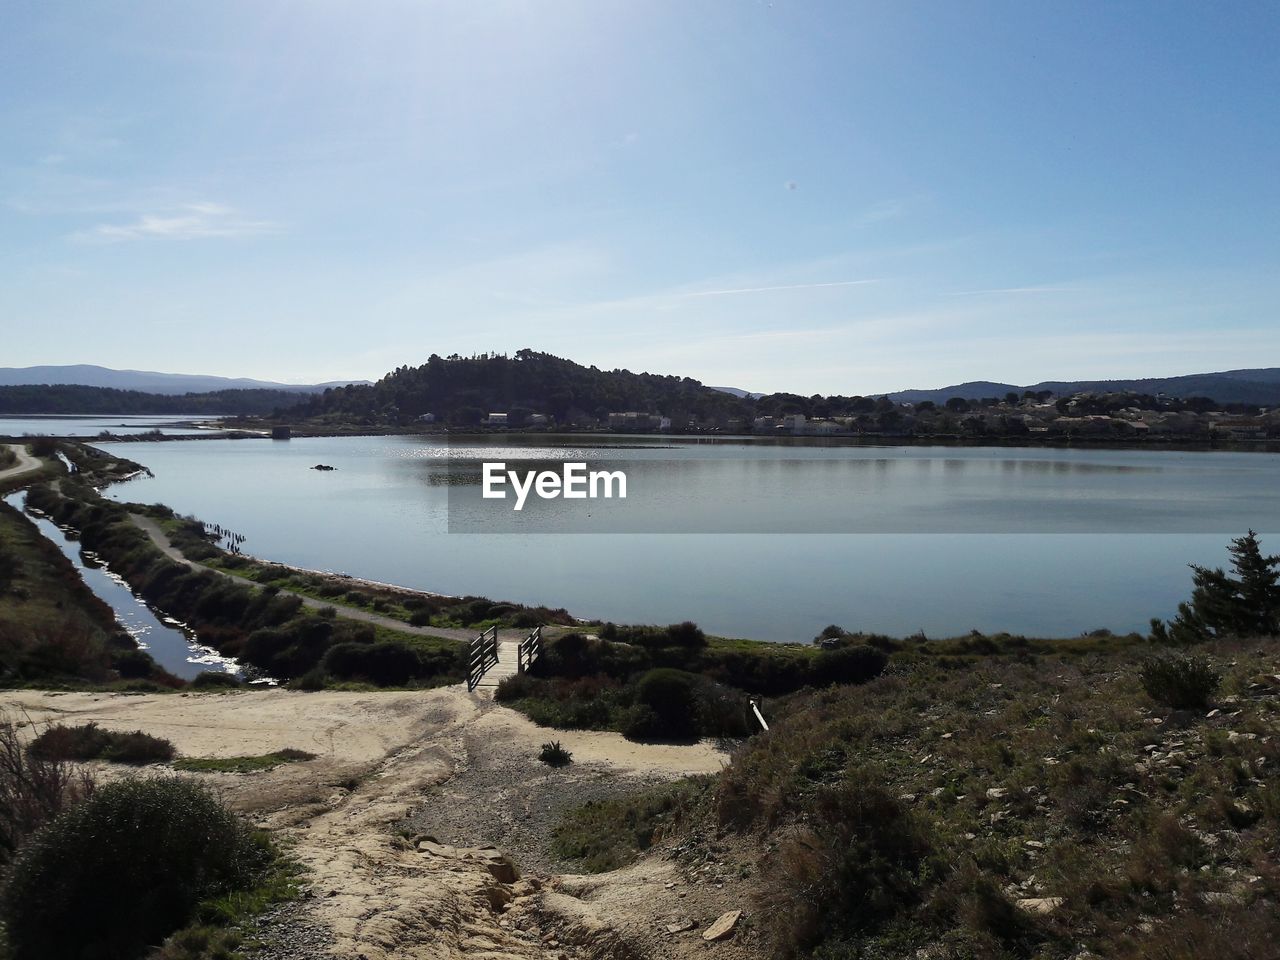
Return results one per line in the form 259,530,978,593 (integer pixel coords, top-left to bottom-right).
1,777,268,960
665,621,706,649
495,672,542,702
1139,654,1221,709
628,668,700,741
814,624,848,646
538,741,573,767
111,647,156,679
28,722,176,765
811,644,889,686
323,640,427,686
191,670,242,689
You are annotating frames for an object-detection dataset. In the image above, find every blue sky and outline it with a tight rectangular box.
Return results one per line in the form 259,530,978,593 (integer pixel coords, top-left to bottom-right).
2,1,1277,394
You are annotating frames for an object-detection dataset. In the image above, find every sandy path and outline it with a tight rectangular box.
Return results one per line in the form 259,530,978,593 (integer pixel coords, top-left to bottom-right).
0,443,41,484
129,513,480,644
5,687,732,959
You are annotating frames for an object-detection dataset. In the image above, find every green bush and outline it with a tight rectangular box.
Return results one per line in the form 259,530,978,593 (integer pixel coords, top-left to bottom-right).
1,777,268,960
495,672,541,702
28,722,176,765
628,668,699,741
811,644,889,686
111,648,156,679
1139,654,1221,709
321,640,457,686
191,670,242,689
763,780,932,956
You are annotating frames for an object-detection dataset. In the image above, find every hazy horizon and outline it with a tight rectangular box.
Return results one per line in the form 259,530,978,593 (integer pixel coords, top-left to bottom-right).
3,2,1277,394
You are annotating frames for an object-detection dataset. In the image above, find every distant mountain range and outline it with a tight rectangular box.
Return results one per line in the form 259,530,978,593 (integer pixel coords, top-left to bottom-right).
888,368,1280,406
709,386,766,399
4,361,1279,413
0,364,370,395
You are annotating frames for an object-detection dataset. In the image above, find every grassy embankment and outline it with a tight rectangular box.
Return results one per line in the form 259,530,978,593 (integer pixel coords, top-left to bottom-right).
552,636,1280,959
0,443,180,689
24,477,469,689
146,509,576,633
495,619,1148,743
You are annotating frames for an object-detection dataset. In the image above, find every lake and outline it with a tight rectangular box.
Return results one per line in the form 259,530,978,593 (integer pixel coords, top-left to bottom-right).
0,414,220,437
101,435,1280,642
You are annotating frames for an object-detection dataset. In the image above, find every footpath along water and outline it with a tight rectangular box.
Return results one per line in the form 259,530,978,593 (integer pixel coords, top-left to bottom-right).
5,490,243,681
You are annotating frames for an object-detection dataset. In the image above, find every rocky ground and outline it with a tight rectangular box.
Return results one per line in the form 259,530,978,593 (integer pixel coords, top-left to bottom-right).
6,686,754,959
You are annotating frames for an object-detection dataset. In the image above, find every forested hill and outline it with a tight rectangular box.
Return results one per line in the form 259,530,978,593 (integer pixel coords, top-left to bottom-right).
0,385,305,416
283,350,751,425
890,367,1280,406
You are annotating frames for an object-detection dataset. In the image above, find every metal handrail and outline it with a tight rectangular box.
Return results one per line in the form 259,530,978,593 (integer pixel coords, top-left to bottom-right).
467,625,499,690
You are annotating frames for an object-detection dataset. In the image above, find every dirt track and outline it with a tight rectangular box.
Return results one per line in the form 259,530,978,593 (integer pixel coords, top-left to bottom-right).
0,444,41,485
6,686,755,959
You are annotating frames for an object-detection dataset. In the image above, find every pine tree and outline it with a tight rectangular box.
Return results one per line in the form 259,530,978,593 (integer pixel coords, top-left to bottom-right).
1151,530,1280,643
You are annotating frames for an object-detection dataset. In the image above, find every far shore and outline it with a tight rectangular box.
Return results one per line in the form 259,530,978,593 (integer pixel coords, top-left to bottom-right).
4,421,1280,455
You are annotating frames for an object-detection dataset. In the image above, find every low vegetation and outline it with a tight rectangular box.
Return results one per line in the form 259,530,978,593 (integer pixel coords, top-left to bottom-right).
537,741,572,767
546,534,1280,957
172,748,316,774
551,778,711,873
28,722,176,765
549,637,1280,958
0,495,175,688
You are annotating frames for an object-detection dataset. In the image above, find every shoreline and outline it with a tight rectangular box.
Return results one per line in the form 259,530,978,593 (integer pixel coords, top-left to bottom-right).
8,424,1280,455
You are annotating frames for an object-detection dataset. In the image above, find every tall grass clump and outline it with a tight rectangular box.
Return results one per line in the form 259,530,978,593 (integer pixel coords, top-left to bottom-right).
1139,654,1221,709
0,717,93,865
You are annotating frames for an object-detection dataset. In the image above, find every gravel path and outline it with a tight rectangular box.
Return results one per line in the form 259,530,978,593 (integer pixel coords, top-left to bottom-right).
404,718,693,875
0,443,42,485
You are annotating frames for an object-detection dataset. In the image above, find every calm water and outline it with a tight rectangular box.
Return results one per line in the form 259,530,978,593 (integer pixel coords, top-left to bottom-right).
0,414,218,437
6,491,241,680
100,435,1280,641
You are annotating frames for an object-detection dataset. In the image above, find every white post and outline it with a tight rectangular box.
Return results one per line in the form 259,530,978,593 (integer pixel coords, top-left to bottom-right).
749,699,769,732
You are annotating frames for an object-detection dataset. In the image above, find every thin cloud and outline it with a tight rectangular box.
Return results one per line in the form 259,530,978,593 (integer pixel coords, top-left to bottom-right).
73,202,279,243
675,278,881,299
947,285,1076,297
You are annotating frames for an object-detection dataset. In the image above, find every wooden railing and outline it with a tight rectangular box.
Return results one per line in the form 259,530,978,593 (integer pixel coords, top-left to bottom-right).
467,626,499,691
517,625,542,674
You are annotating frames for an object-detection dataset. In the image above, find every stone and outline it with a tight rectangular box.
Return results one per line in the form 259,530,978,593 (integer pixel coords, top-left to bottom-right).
483,855,520,884
702,910,742,942
666,919,696,934
986,788,1008,800
1015,897,1064,916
